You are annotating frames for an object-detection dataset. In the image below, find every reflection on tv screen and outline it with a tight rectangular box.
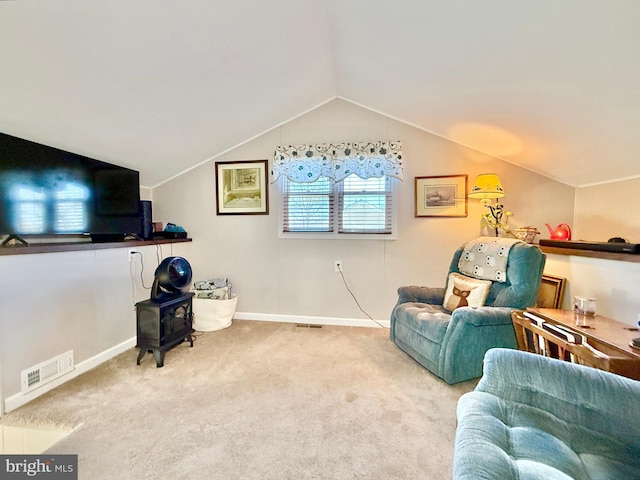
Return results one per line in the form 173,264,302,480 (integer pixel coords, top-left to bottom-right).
3,170,90,234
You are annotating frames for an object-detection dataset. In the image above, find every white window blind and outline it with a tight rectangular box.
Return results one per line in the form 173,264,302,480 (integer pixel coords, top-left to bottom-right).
283,177,334,232
282,174,393,235
338,175,391,234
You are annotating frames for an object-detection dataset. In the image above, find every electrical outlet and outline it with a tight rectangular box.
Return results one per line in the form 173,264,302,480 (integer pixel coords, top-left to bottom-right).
334,260,343,272
129,251,138,262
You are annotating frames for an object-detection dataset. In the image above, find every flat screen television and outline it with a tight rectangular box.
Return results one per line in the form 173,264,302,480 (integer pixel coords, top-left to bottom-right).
0,132,141,244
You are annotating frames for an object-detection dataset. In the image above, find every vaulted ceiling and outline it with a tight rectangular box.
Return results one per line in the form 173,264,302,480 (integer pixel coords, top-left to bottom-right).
1,1,638,188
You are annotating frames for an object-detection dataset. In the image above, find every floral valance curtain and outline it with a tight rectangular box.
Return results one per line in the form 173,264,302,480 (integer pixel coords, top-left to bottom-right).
272,141,403,183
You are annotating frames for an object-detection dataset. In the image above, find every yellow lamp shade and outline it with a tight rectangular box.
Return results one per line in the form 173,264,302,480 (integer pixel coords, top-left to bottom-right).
468,173,505,201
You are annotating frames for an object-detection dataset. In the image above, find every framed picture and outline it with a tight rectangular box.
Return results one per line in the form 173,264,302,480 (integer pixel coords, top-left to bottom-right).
535,274,567,309
215,160,269,215
414,174,468,217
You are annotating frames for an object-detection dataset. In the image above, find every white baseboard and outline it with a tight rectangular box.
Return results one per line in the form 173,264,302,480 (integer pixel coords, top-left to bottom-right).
3,337,136,414
233,311,390,329
3,313,389,414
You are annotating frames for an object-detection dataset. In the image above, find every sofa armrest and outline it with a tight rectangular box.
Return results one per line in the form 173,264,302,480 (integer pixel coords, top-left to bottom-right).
397,286,445,305
450,306,514,327
437,307,518,384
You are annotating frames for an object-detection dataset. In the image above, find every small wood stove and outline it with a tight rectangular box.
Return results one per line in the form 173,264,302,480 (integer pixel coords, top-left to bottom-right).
135,256,194,367
135,292,194,367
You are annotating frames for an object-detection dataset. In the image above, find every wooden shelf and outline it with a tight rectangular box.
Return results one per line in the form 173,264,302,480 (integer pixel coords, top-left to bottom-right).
539,244,640,263
0,237,192,256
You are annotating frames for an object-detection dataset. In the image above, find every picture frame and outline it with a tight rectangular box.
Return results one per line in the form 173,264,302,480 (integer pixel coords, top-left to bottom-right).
535,274,567,309
414,174,468,217
215,160,269,215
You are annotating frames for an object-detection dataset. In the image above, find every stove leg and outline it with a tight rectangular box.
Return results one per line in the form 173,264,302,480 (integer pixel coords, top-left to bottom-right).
136,348,146,365
186,334,194,347
153,349,165,368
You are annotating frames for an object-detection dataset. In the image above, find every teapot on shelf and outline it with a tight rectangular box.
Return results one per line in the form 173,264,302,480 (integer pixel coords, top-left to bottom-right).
546,223,572,240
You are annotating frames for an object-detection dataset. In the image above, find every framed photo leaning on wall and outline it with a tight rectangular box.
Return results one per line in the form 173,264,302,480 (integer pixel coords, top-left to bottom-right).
414,174,468,217
535,274,567,309
215,160,269,215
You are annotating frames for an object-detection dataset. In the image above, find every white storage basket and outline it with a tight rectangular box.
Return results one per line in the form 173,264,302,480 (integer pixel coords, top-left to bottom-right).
192,294,238,331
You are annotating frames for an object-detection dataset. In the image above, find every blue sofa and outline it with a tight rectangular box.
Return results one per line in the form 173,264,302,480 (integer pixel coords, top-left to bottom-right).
390,240,545,384
453,348,640,480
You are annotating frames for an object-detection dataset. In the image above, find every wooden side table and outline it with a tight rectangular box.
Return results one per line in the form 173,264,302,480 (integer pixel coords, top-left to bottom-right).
522,308,640,380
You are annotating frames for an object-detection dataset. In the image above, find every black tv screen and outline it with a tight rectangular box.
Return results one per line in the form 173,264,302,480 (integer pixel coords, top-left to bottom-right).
0,132,141,240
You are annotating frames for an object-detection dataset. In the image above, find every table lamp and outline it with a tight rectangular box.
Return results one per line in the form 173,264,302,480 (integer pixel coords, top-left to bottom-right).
468,173,506,236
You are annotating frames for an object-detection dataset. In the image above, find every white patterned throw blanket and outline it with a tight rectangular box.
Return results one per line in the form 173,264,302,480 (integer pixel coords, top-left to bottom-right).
458,237,522,283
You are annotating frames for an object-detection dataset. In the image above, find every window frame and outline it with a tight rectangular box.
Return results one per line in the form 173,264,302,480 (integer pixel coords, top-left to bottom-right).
278,175,399,240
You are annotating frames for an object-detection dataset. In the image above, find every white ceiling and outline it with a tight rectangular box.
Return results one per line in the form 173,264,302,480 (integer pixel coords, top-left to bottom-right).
1,0,638,188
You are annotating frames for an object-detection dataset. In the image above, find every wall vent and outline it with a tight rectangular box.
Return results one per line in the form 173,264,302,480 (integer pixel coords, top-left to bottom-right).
21,350,74,394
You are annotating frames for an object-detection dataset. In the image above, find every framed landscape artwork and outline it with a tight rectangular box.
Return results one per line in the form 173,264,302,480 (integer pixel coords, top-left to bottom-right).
415,174,468,217
215,160,269,215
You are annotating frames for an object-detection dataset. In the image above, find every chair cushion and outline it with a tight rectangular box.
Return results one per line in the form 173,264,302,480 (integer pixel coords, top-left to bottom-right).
393,302,450,344
443,272,492,312
453,349,640,479
455,391,640,480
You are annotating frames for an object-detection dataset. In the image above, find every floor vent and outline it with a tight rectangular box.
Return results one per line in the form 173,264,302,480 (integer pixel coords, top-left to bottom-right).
21,350,74,394
295,323,322,328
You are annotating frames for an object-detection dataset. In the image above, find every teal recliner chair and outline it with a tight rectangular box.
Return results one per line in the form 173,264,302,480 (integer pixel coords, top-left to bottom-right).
454,348,640,479
390,239,546,384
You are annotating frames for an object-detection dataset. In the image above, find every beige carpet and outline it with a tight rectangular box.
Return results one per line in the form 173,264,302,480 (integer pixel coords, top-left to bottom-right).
5,320,476,479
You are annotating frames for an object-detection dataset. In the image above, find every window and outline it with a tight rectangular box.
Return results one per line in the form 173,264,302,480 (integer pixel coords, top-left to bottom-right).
283,176,333,232
339,175,391,234
273,140,403,238
281,174,395,237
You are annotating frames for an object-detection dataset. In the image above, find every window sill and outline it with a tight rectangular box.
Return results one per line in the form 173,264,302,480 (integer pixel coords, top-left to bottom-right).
279,232,397,240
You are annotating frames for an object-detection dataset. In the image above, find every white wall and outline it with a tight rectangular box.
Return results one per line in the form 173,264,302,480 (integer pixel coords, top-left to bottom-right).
0,241,191,411
543,254,640,325
574,178,640,242
152,99,573,323
140,186,152,201
541,177,640,326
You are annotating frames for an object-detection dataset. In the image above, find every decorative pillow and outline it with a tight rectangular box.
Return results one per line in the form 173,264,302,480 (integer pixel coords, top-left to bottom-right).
443,272,492,312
